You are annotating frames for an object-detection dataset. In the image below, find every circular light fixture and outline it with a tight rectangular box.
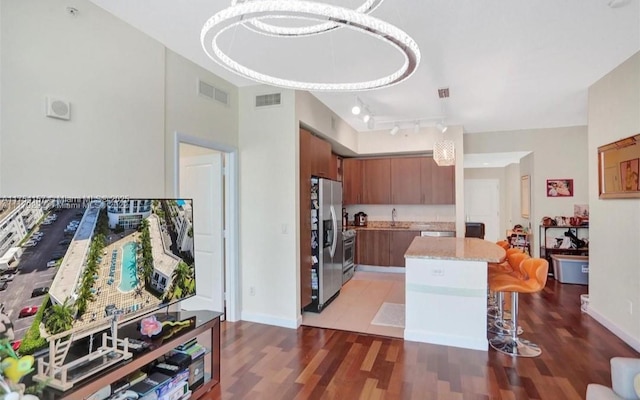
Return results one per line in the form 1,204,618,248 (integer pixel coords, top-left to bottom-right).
352,105,361,115
230,0,385,37
201,1,421,92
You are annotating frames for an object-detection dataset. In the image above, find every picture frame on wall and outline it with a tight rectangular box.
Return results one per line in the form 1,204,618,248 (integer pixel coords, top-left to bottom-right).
547,179,573,197
520,175,530,218
620,158,639,192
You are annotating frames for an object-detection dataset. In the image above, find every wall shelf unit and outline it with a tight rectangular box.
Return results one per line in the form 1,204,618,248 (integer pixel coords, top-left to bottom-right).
539,225,589,276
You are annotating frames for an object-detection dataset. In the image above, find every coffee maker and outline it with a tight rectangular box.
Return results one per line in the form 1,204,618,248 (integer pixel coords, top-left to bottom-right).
354,212,368,227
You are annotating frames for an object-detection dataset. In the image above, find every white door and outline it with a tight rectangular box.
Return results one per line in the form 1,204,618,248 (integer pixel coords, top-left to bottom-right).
464,179,500,242
179,149,225,317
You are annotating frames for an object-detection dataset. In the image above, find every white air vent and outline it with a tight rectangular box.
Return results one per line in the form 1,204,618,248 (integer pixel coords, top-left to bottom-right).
255,93,281,107
45,96,70,120
198,79,229,106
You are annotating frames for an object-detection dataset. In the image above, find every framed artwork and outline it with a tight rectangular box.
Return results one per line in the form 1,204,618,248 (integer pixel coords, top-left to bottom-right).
547,179,573,197
598,133,640,199
620,158,639,192
520,175,530,218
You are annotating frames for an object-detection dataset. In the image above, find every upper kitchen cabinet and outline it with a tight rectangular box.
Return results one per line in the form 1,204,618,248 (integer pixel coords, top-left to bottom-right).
362,158,391,204
328,153,342,181
343,158,362,204
391,157,422,204
301,128,332,179
424,157,455,204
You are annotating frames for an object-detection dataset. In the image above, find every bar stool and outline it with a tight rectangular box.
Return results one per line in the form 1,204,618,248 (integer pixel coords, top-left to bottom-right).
489,258,549,357
488,252,530,334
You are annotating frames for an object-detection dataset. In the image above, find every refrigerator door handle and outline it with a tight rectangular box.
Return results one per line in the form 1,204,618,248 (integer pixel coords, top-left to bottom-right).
329,205,337,258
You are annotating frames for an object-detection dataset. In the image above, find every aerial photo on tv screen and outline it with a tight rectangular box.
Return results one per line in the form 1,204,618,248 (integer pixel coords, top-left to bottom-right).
0,198,195,355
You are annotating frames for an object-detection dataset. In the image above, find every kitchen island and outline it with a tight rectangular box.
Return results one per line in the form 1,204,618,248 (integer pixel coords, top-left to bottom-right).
404,237,505,350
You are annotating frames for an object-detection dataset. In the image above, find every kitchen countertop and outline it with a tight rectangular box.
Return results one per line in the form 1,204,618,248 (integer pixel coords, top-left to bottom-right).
348,220,455,232
404,237,505,262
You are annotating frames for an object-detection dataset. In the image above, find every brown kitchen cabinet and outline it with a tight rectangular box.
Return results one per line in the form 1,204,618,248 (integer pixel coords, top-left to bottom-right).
328,153,342,181
390,230,420,267
309,131,332,178
342,158,362,204
362,158,391,204
391,157,422,204
421,157,455,204
357,230,390,266
299,128,313,308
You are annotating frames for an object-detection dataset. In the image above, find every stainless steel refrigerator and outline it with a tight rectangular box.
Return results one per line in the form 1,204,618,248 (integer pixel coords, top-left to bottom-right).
307,177,343,312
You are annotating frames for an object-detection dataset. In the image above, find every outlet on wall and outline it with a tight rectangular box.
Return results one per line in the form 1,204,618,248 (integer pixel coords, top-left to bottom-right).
628,299,633,315
250,286,256,296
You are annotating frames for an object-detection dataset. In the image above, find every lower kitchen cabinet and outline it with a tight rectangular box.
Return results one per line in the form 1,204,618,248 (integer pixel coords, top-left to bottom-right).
390,230,421,266
357,230,390,266
357,230,420,267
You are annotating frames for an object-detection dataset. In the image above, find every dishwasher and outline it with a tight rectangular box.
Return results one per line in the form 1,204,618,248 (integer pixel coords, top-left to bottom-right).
420,230,455,237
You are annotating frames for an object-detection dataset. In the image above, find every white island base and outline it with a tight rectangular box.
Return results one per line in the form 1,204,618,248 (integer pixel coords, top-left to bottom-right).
404,237,505,351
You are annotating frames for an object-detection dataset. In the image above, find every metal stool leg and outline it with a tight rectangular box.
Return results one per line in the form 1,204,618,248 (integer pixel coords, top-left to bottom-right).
489,292,541,357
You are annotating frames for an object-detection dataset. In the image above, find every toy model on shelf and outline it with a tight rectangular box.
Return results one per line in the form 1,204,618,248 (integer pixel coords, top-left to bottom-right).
33,309,133,391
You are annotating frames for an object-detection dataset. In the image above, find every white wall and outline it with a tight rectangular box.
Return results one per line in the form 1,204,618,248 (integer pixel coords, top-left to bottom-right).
587,51,640,351
239,85,299,328
465,126,588,255
164,49,239,197
1,0,165,197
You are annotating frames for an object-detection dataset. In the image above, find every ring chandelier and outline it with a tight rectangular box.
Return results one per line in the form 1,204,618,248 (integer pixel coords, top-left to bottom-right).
201,0,421,91
230,0,385,37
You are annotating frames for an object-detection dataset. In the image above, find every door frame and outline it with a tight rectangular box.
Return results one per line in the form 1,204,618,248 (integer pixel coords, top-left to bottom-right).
173,132,240,322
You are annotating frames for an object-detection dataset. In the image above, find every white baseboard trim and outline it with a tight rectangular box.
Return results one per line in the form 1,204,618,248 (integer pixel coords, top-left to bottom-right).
357,265,405,274
587,306,640,353
241,311,298,330
404,329,488,351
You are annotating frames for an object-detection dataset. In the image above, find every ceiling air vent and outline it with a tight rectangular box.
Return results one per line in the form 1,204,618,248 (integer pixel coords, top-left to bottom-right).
255,93,281,107
438,87,450,99
198,79,229,106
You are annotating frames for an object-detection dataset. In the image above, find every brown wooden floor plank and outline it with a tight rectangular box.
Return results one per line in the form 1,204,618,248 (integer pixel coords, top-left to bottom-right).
200,279,638,400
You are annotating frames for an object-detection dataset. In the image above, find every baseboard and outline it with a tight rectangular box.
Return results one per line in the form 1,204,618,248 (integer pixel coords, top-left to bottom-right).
240,311,298,330
404,329,488,351
588,306,640,353
356,265,405,274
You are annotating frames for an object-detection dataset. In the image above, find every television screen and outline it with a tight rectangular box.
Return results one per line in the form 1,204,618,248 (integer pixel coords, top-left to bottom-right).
0,197,195,354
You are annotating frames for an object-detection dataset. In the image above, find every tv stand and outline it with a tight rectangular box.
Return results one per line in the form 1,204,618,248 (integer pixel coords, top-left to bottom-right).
39,310,221,400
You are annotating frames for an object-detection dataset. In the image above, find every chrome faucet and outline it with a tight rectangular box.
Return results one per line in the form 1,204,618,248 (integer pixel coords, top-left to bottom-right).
391,208,397,226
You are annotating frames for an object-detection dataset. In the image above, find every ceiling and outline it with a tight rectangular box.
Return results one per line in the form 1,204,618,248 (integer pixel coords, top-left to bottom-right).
89,0,639,134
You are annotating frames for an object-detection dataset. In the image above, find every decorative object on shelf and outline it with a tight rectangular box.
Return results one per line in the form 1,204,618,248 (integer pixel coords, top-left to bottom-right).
521,176,530,218
598,133,640,199
546,179,573,197
140,315,163,337
574,204,589,220
201,1,420,91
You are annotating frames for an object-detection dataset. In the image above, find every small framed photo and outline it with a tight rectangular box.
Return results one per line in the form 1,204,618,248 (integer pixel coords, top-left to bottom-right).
547,179,573,197
620,158,639,192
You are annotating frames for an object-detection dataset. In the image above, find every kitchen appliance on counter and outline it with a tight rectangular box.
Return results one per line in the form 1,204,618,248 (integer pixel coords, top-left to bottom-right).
307,177,343,313
354,211,368,227
342,229,356,284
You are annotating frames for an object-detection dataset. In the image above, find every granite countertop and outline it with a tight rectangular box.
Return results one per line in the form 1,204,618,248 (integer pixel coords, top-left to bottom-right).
348,220,455,232
404,237,505,262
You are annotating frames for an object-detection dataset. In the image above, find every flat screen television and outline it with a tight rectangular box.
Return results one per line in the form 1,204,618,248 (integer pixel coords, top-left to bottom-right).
0,197,196,354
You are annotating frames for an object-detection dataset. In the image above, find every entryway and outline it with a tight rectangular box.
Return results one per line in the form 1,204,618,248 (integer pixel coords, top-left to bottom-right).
174,133,239,321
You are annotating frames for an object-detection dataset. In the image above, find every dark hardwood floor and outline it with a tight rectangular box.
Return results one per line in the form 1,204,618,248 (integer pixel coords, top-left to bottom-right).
202,279,638,399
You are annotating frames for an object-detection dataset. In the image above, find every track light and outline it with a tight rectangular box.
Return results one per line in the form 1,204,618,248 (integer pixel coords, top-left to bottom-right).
413,122,420,134
363,111,371,124
390,125,400,136
367,117,375,130
351,97,361,115
436,121,448,133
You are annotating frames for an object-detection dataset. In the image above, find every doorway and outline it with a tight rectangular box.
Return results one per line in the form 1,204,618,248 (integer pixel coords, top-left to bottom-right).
464,179,501,242
174,132,239,321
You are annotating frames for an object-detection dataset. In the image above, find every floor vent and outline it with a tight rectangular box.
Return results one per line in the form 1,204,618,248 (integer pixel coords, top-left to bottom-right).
255,93,281,107
198,79,229,106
